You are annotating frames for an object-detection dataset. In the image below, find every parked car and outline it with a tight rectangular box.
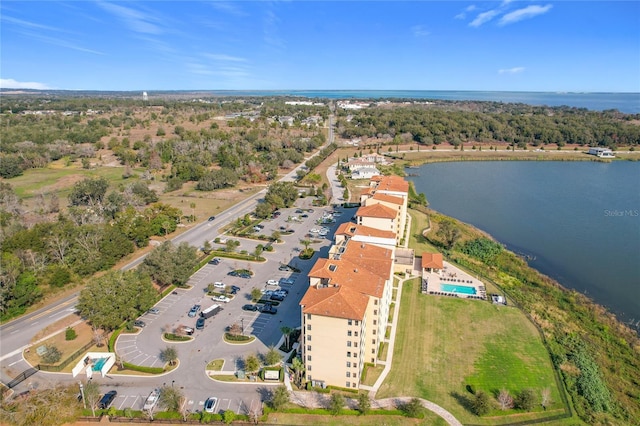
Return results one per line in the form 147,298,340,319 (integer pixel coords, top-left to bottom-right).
196,317,205,329
208,216,216,221
278,265,290,271
212,295,230,303
238,273,251,279
208,258,221,265
280,277,294,285
143,388,161,411
301,214,309,218
270,293,285,302
295,209,303,214
204,397,218,413
134,320,146,328
147,308,159,314
213,282,225,288
266,279,279,286
230,285,241,294
178,326,194,336
227,271,238,277
98,390,117,409
188,305,201,317
261,303,278,315
242,304,258,311
275,288,289,296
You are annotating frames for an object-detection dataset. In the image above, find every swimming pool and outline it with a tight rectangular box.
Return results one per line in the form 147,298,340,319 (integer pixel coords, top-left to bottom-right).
92,357,108,371
440,284,477,295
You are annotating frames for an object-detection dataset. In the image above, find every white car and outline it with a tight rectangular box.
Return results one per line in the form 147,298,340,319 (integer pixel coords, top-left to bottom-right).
204,397,218,413
213,282,225,289
212,295,230,303
319,230,328,236
309,228,319,234
267,279,279,286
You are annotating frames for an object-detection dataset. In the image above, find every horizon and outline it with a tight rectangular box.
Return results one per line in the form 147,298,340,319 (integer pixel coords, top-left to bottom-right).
1,1,639,93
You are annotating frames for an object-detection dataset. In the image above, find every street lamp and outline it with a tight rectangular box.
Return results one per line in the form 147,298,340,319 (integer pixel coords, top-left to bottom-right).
172,380,175,388
241,318,244,336
79,382,86,409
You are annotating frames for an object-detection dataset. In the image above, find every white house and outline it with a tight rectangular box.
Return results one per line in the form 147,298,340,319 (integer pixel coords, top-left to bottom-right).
351,167,380,180
588,147,615,158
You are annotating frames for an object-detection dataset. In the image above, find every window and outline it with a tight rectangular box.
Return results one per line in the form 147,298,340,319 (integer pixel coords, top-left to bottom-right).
354,353,358,358
372,349,375,354
354,342,358,348
309,375,312,380
373,320,377,325
371,357,375,363
346,382,350,388
353,373,357,379
348,319,352,326
374,309,377,315
307,324,311,331
355,321,359,326
354,331,358,337
307,314,311,320
347,341,351,347
307,355,312,361
352,383,357,388
372,329,376,335
374,299,378,305
307,345,311,351
346,361,351,368
346,372,351,377
372,339,376,345
354,363,357,369
347,352,351,358
347,330,352,336
307,335,311,341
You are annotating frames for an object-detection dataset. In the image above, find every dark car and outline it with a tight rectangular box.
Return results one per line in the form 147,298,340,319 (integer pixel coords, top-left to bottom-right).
208,216,215,221
270,293,285,302
242,304,258,311
134,320,146,328
295,209,303,214
196,317,205,329
98,390,117,409
278,265,290,271
227,271,239,277
208,258,220,265
238,273,251,279
230,285,241,294
301,214,309,218
261,303,278,315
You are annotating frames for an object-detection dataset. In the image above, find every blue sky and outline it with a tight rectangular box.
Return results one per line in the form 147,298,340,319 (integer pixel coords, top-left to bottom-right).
1,1,639,92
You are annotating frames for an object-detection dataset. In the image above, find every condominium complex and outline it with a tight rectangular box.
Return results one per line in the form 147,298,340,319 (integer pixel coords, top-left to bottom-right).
299,175,410,389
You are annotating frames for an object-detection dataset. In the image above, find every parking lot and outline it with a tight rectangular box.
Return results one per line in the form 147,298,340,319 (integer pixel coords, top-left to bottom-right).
110,201,355,413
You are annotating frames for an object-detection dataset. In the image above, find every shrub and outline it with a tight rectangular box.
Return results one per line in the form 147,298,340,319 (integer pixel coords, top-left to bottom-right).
472,390,491,416
400,398,423,418
270,386,289,410
328,393,344,415
41,345,62,364
65,327,77,341
515,388,536,411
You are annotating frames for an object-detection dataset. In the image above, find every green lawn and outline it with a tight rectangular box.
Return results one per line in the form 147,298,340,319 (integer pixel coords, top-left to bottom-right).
377,278,568,425
408,210,440,254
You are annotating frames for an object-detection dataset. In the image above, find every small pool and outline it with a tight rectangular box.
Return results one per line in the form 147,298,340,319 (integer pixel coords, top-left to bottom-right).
440,284,477,295
92,357,108,371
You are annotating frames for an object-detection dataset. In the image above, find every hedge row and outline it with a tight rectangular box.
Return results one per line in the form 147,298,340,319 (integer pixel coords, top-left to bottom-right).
122,361,165,374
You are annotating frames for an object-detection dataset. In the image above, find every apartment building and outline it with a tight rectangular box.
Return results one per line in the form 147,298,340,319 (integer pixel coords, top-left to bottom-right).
358,175,409,243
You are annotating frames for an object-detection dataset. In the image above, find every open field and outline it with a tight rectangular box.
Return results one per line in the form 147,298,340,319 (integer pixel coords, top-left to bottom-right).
407,210,440,254
376,278,570,425
266,411,447,425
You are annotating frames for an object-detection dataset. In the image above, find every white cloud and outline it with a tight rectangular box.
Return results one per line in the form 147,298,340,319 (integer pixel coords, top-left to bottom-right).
499,4,553,26
97,2,163,35
455,5,477,20
411,25,430,37
209,1,246,17
466,5,477,12
498,67,525,74
2,16,64,32
0,78,52,90
469,10,499,27
204,54,247,62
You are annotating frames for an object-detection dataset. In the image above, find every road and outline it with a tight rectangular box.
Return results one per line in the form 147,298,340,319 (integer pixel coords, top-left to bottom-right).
0,114,337,412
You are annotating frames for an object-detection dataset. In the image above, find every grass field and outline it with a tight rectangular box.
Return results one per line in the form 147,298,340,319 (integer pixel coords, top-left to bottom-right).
407,210,440,254
376,278,568,425
266,411,447,425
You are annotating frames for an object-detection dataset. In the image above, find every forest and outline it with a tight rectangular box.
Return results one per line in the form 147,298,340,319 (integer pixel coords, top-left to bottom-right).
336,101,640,148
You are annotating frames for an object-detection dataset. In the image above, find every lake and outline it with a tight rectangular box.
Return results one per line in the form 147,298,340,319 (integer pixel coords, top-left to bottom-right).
408,161,640,328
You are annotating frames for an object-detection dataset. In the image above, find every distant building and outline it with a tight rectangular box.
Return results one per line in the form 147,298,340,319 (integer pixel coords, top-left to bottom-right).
351,167,380,180
142,91,148,101
588,147,615,158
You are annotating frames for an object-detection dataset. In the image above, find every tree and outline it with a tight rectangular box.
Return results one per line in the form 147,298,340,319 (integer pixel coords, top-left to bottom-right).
497,389,514,411
280,326,293,351
139,241,198,287
225,239,240,253
400,397,423,418
356,392,371,415
541,387,552,410
203,240,212,255
270,386,289,410
291,357,305,388
265,182,298,208
223,409,236,424
251,287,262,301
41,344,62,364
472,390,491,416
68,177,109,206
160,346,178,366
77,270,156,331
328,393,345,415
228,323,242,337
244,354,260,375
83,380,101,418
265,345,282,366
515,388,536,411
436,219,461,249
159,385,184,412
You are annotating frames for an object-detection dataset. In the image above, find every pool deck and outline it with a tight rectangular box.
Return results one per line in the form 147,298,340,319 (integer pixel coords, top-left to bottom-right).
421,261,486,300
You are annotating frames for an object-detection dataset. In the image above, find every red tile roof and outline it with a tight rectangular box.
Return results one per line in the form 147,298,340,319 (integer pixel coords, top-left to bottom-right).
371,192,405,205
300,284,369,320
375,175,409,193
335,222,397,240
308,257,386,297
421,253,444,269
356,203,397,219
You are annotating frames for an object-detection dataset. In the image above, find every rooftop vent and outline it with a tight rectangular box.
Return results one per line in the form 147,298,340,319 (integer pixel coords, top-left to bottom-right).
328,264,338,272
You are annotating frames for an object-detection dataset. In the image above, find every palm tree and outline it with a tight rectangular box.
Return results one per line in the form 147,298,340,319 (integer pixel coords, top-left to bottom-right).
280,326,293,351
291,357,305,387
